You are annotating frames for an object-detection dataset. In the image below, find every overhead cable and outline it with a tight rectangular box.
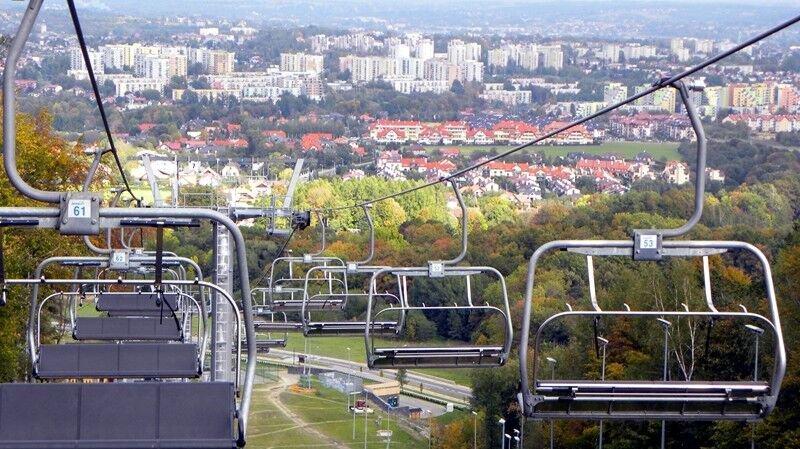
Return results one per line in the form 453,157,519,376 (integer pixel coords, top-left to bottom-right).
66,0,140,205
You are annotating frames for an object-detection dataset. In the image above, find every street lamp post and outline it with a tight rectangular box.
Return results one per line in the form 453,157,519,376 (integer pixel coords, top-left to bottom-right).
657,319,672,449
351,391,360,440
364,391,368,449
546,357,557,449
472,411,478,449
346,347,352,412
504,433,512,449
498,418,506,449
427,410,433,449
746,324,765,449
597,336,609,449
514,436,520,449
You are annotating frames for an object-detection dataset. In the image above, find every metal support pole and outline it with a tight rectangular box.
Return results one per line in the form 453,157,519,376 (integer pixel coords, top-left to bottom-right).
660,321,670,449
364,391,369,449
600,342,606,449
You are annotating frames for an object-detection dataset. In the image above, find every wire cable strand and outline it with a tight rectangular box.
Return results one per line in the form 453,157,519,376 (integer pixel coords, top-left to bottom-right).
314,13,800,214
66,0,140,205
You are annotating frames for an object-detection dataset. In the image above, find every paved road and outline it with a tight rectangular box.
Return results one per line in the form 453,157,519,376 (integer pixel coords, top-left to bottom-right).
267,349,473,405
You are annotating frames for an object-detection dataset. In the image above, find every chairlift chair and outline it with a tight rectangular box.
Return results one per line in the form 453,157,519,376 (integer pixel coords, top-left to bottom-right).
519,240,784,422
264,214,349,311
518,82,786,423
301,206,406,337
365,180,514,368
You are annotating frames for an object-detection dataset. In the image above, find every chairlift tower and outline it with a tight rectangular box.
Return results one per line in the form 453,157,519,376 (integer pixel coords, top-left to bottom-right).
212,216,234,382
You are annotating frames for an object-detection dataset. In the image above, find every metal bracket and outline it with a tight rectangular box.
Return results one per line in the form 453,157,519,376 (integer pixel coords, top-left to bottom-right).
108,249,131,271
428,261,445,278
633,230,662,261
58,192,100,235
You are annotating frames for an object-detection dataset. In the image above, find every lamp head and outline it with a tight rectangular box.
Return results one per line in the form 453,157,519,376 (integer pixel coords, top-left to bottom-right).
657,318,672,329
596,336,609,346
546,357,557,365
745,324,765,335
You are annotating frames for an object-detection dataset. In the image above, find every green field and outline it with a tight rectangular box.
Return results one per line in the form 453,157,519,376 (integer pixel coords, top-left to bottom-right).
284,335,473,386
423,141,682,161
278,380,423,448
247,385,330,449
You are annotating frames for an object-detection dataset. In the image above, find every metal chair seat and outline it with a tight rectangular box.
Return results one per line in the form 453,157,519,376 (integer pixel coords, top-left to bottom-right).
536,380,770,397
254,321,303,332
36,343,199,379
272,298,343,311
304,321,400,337
96,292,179,314
530,380,770,421
73,317,182,341
0,382,236,448
370,345,505,368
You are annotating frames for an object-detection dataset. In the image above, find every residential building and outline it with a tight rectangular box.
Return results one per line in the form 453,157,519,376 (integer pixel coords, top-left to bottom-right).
603,82,628,104
280,52,324,74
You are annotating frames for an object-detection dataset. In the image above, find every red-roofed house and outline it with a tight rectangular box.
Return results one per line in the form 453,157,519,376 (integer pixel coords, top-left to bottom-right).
369,120,423,141
374,129,407,144
466,129,495,145
139,123,158,133
301,133,334,151
439,148,461,159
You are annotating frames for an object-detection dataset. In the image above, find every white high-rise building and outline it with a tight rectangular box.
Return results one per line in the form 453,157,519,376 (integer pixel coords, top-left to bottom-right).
621,44,657,60
424,58,458,85
415,39,434,60
134,54,170,79
396,57,425,79
602,43,621,63
518,44,539,71
539,45,564,70
351,56,394,83
280,53,324,74
447,39,466,64
191,49,235,75
670,38,689,61
465,42,481,61
388,43,411,58
488,48,509,67
694,39,714,55
70,46,104,74
460,60,484,82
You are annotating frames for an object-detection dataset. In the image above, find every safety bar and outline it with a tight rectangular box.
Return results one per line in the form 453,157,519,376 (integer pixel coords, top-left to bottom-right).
3,0,60,203
439,179,468,266
657,81,706,239
518,240,785,420
305,211,327,257
353,205,376,266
